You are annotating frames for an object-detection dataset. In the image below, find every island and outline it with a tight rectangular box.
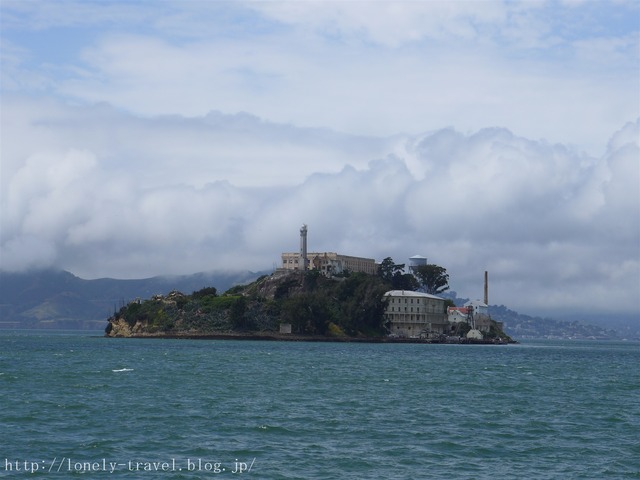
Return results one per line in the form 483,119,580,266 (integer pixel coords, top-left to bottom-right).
105,268,515,344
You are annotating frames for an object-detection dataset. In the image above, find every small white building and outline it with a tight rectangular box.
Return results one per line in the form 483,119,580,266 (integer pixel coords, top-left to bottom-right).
464,300,491,333
384,290,448,338
464,300,489,316
447,306,469,324
467,329,484,340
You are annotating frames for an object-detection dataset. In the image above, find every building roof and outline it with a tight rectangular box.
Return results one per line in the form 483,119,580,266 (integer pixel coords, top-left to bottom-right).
448,306,469,313
464,300,488,308
384,290,444,300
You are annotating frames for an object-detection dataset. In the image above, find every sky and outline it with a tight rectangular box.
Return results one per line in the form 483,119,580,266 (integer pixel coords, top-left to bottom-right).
1,0,639,320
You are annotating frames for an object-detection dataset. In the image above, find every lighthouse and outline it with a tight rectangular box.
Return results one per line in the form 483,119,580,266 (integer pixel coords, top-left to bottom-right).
300,224,308,270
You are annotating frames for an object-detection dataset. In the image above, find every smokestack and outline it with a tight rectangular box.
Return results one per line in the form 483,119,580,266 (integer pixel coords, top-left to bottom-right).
484,271,488,305
300,224,308,270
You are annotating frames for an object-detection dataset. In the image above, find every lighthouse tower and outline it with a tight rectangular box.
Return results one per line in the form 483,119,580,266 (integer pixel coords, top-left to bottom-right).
300,224,308,270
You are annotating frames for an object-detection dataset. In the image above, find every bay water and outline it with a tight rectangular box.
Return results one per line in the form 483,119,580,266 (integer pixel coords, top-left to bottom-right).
1,332,638,479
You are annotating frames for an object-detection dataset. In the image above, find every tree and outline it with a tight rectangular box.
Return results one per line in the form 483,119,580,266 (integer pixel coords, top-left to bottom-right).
378,257,404,283
412,264,449,295
378,257,419,290
393,273,419,291
230,296,249,330
192,286,217,298
335,272,389,335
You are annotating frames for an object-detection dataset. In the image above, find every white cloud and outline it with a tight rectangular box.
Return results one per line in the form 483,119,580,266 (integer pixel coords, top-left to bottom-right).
2,99,637,317
1,1,638,319
3,2,636,154
253,1,508,46
32,30,630,156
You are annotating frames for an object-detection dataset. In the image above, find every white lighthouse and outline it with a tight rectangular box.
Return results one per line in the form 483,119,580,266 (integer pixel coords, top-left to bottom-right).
300,224,308,270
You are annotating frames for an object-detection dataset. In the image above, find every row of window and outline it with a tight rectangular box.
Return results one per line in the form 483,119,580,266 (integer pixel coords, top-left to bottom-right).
390,297,437,306
386,314,429,322
283,257,375,271
389,306,424,313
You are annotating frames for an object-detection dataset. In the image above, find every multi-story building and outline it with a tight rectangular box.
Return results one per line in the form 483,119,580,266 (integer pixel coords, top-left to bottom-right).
281,252,377,276
384,290,449,338
280,224,377,276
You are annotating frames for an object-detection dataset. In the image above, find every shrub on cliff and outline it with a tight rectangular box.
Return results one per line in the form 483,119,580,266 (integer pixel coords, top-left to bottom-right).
108,270,391,337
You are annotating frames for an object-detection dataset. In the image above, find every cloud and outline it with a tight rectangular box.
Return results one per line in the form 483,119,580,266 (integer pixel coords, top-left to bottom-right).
1,98,638,317
0,97,391,275
252,1,508,46
0,1,638,319
2,1,637,154
35,30,631,156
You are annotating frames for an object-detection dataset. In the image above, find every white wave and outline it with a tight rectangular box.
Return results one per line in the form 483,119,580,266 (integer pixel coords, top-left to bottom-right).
112,368,134,372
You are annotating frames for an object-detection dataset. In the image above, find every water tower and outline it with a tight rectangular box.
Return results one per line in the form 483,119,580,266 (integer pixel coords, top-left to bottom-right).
409,255,427,273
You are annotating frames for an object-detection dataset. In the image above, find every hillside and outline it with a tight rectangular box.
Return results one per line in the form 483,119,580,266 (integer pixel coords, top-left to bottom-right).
489,305,623,340
105,270,514,342
106,270,390,338
2,269,631,340
0,269,265,330
439,291,633,341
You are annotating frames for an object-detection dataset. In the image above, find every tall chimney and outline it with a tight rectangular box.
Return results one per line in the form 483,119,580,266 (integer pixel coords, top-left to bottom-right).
484,271,488,305
300,224,308,270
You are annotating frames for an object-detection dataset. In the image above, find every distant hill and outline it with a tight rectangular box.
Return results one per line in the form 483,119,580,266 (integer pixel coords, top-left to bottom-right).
488,305,625,340
441,291,636,340
2,270,636,339
0,269,267,330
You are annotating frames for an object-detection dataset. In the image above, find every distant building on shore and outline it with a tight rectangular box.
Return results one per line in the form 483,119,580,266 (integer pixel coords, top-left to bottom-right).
281,251,377,276
447,306,469,324
280,224,377,276
383,290,449,338
464,299,491,333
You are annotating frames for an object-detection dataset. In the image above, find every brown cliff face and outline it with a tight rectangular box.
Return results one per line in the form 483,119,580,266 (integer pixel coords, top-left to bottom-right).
105,318,150,337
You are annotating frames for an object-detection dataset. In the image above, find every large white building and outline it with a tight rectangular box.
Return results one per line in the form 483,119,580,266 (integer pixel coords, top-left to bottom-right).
281,224,377,276
281,252,377,276
384,290,449,338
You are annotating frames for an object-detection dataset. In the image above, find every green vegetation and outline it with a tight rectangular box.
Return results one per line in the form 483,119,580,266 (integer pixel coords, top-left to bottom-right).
105,258,510,341
378,257,418,290
107,269,391,337
411,264,450,295
485,319,514,342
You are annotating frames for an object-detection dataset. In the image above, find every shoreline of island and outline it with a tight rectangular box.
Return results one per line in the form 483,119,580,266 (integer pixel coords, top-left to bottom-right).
105,331,516,344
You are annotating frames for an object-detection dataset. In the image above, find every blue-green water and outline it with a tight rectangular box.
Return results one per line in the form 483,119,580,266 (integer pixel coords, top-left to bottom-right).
1,332,639,479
